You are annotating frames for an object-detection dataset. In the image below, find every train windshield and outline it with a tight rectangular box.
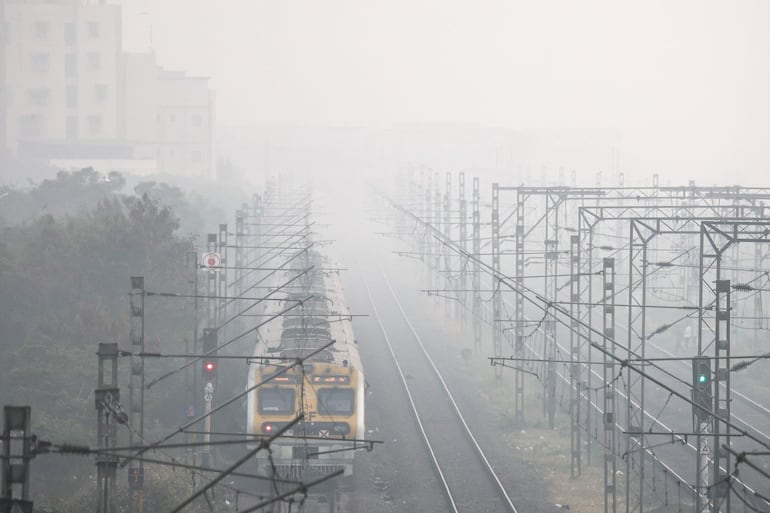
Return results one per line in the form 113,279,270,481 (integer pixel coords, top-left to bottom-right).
317,388,355,416
258,388,295,414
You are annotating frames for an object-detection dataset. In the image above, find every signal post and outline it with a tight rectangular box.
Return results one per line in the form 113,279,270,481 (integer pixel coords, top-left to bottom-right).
202,235,220,467
200,328,218,466
128,277,145,513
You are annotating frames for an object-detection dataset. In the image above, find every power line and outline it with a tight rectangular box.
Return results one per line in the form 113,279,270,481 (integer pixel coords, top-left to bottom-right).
129,340,334,466
388,194,770,451
169,415,303,513
146,294,311,390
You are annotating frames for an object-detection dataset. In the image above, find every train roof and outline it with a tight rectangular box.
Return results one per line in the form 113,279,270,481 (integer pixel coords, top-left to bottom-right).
253,250,361,371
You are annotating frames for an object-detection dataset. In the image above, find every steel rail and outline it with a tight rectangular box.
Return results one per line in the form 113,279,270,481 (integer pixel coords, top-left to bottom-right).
388,192,770,507
377,274,521,513
363,278,461,513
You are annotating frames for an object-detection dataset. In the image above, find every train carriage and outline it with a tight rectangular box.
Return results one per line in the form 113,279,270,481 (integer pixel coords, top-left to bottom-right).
246,253,365,481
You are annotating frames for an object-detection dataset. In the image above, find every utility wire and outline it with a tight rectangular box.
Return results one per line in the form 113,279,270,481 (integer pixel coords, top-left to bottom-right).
387,194,770,450
235,470,344,513
170,415,303,513
126,340,333,466
146,293,311,389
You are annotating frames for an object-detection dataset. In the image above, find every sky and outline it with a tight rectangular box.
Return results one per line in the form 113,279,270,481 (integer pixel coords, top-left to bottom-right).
118,0,770,183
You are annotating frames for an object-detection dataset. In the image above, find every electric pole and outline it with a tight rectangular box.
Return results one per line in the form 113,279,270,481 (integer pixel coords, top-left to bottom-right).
1,406,33,513
96,343,124,513
203,234,218,467
128,276,145,513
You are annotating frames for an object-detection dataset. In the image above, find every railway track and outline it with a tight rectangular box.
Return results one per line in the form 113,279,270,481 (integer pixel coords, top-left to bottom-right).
510,297,770,506
363,274,520,513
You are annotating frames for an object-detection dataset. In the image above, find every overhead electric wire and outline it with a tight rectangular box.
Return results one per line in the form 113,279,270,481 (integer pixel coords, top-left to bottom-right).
146,295,311,389
234,469,345,513
228,201,314,292
169,415,303,513
126,339,332,467
53,445,298,485
218,254,315,329
386,193,770,451
143,291,294,301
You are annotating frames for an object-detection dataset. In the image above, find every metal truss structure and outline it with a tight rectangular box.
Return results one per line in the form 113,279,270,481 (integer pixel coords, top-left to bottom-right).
390,176,770,513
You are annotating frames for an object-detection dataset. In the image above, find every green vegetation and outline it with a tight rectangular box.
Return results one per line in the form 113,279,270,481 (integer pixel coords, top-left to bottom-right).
0,169,236,511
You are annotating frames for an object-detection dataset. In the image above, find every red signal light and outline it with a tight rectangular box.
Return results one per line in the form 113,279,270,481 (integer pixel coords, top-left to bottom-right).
204,362,216,372
265,424,273,432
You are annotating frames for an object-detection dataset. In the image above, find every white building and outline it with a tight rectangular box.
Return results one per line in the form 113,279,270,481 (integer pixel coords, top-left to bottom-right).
124,53,215,178
0,0,215,178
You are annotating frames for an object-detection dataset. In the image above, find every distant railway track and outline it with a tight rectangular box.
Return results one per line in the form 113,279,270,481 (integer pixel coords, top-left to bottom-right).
363,274,520,513
510,298,770,506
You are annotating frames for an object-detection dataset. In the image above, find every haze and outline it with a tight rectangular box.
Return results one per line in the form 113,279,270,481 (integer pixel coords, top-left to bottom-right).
117,0,770,183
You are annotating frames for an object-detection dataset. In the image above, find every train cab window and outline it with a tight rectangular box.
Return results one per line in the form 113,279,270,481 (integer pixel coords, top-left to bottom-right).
258,388,295,414
317,388,354,416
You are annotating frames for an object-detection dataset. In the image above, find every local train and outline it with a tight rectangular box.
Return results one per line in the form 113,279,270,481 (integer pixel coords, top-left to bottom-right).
246,249,365,486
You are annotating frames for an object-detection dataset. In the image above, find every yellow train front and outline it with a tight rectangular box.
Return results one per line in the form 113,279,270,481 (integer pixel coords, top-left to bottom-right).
246,268,365,482
249,359,365,478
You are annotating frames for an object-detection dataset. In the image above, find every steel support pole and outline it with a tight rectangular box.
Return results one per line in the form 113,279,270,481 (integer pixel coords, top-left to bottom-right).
569,235,581,477
1,406,32,513
128,276,145,513
579,213,595,463
754,241,762,353
602,258,617,513
544,191,560,428
252,195,263,293
96,343,119,513
434,171,442,303
417,171,425,275
696,227,711,513
711,279,731,513
235,212,245,299
492,183,502,383
187,250,198,464
206,234,218,327
514,188,526,422
444,172,452,318
472,177,481,353
626,220,651,513
218,223,228,332
203,234,217,468
425,172,433,283
459,172,467,325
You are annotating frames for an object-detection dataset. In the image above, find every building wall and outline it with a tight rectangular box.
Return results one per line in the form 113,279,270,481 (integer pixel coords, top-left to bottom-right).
123,54,214,178
2,1,215,179
123,52,159,145
156,73,213,178
3,0,121,152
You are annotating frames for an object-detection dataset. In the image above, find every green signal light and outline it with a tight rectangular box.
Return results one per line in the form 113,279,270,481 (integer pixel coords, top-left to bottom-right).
698,374,708,383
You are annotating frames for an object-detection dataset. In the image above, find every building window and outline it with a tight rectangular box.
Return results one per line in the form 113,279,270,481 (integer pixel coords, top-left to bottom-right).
65,86,78,109
87,115,102,135
31,53,50,72
64,23,76,46
87,52,100,70
191,113,203,127
66,116,78,140
95,84,108,102
28,89,49,107
20,115,42,139
88,22,99,38
34,21,49,39
65,54,77,78
191,150,202,162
